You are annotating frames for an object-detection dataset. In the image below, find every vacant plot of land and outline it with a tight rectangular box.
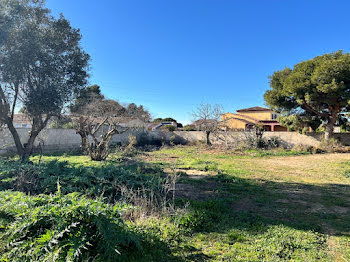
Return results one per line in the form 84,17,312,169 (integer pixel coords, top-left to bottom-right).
1,146,350,261
147,147,350,261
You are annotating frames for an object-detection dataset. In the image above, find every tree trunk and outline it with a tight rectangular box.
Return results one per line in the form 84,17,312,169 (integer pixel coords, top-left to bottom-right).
324,116,337,140
6,119,24,156
21,131,39,162
206,131,211,145
77,132,89,154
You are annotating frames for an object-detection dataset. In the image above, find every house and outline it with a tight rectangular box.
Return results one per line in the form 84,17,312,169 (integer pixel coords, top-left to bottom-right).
221,106,287,131
13,114,32,128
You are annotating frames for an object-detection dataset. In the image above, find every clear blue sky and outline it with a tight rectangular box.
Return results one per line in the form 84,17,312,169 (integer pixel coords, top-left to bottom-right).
46,0,350,124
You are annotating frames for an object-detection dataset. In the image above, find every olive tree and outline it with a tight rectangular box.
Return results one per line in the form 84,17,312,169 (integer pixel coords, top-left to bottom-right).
72,99,129,161
0,0,89,161
264,51,350,140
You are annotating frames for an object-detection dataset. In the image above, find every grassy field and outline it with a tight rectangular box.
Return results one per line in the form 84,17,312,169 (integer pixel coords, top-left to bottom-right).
1,146,350,261
146,146,350,261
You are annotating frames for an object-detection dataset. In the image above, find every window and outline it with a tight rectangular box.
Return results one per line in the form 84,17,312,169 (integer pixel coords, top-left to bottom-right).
271,113,278,120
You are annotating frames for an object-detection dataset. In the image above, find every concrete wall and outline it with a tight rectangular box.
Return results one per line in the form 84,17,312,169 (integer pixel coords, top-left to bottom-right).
0,128,82,155
174,131,323,147
0,128,187,155
1,128,350,155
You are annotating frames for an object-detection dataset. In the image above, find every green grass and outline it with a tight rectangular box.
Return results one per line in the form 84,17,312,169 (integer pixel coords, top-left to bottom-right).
146,146,350,260
0,146,350,261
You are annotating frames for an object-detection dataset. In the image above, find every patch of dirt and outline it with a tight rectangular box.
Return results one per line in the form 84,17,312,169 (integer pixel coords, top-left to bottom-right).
279,187,323,197
175,182,218,201
307,203,350,215
168,168,219,200
309,203,327,213
230,197,257,212
332,206,350,214
164,168,216,180
275,199,290,204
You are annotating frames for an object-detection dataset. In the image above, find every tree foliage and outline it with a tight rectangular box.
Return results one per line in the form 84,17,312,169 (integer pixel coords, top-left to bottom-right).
153,117,177,123
71,87,151,122
0,0,89,161
70,84,104,113
126,103,151,122
277,115,320,133
264,51,350,139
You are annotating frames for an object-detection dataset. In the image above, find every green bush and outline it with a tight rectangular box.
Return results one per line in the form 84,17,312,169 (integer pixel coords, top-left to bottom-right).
137,131,163,146
183,124,196,131
0,191,141,261
175,200,227,232
164,125,176,132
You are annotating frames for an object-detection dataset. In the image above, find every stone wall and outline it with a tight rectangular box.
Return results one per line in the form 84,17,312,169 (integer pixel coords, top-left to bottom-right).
1,128,350,155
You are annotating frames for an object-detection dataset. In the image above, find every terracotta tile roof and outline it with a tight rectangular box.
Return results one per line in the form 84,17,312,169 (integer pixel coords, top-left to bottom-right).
13,114,32,125
236,106,272,112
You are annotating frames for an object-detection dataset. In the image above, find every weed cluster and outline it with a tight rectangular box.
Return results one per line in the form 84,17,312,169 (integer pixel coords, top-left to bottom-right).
0,191,142,261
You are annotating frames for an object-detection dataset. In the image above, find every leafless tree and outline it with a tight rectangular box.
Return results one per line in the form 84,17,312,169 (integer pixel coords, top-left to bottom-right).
72,99,130,161
192,103,223,145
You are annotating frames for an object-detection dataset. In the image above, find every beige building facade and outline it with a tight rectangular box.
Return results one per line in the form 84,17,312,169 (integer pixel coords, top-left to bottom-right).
222,106,287,131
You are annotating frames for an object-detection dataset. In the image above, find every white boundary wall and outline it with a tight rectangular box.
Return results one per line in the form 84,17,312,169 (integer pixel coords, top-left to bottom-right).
1,128,349,155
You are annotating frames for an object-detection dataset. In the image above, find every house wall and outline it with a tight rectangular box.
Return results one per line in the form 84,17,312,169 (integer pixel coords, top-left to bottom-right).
238,111,272,121
273,125,288,132
221,114,247,130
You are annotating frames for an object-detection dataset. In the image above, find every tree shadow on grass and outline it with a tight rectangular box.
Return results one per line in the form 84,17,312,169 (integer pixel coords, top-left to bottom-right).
176,171,350,237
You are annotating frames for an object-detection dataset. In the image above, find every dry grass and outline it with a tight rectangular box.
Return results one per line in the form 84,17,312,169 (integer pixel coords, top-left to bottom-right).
230,153,350,184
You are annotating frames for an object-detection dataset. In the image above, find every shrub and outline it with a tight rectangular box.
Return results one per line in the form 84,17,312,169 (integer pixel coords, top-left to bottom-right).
123,135,138,157
319,138,345,153
0,191,141,261
138,131,163,147
291,144,312,152
164,125,176,132
244,131,281,150
183,125,196,131
174,200,227,232
264,137,281,149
